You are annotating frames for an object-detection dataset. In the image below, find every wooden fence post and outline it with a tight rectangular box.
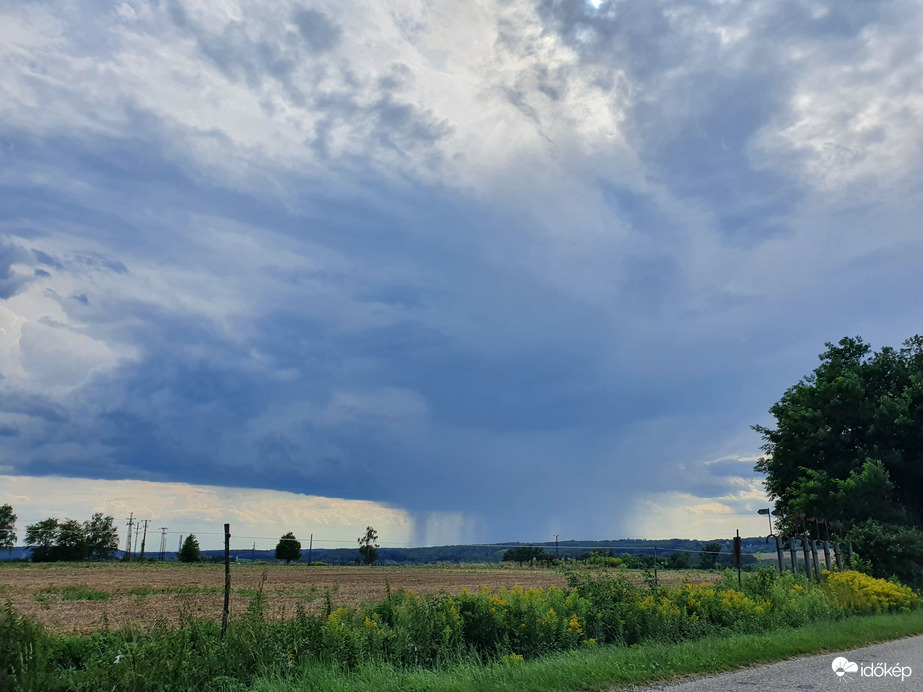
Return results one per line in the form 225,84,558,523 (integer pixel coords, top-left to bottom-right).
801,535,812,581
221,523,230,637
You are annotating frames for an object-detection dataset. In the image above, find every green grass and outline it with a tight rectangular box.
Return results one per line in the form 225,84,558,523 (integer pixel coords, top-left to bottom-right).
251,610,923,692
61,585,110,601
2,568,919,691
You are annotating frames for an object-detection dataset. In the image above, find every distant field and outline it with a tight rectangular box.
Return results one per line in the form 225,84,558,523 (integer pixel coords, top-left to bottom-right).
0,562,720,633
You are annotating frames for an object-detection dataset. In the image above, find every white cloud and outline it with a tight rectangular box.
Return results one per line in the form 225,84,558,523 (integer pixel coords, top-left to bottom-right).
0,475,414,550
626,490,772,539
0,304,126,392
752,10,923,196
0,0,630,202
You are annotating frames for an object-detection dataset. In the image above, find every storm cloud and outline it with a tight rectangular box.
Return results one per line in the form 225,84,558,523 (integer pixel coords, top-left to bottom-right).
1,0,922,543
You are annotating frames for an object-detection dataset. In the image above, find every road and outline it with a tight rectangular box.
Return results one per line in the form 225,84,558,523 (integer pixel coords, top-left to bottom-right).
627,634,921,691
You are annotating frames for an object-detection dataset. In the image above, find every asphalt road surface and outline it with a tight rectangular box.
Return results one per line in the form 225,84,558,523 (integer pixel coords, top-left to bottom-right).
626,634,921,691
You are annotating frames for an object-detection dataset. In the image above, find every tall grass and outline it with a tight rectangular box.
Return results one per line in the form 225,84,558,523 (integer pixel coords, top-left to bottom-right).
0,568,919,691
251,610,923,692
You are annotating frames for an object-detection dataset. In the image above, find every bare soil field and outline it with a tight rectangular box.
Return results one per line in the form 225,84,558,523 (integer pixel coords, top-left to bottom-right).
0,563,719,634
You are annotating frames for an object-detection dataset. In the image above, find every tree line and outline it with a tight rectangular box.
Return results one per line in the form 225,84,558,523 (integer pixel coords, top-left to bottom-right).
20,513,120,562
501,542,744,569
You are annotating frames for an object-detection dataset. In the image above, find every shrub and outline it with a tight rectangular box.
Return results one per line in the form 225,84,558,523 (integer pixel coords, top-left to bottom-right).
0,602,51,690
822,570,919,614
847,521,923,588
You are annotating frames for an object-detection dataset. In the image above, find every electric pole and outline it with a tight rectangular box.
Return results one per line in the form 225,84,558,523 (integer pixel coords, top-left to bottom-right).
139,520,150,561
124,512,134,559
159,527,168,561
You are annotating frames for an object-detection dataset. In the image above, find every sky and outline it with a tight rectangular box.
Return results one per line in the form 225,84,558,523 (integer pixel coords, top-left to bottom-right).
1,0,922,550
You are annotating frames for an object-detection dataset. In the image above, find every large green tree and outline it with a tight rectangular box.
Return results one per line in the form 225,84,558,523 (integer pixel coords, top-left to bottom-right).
275,532,301,564
25,518,61,562
84,513,120,560
55,519,89,562
23,515,118,562
753,336,923,584
0,503,15,552
178,534,201,563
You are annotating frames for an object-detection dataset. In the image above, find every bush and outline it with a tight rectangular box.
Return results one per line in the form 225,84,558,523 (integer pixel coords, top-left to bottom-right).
822,570,919,614
847,520,923,588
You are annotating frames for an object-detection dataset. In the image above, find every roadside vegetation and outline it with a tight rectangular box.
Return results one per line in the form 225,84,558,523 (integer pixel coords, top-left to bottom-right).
1,566,918,691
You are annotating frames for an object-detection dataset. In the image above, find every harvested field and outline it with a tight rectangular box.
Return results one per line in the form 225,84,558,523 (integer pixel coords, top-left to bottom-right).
0,562,720,634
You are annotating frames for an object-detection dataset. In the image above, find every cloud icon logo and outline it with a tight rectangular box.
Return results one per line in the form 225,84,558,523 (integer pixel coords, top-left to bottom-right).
832,657,859,677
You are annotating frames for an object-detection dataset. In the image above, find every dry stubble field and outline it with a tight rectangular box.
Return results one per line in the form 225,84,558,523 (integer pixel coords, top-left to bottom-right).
0,562,719,634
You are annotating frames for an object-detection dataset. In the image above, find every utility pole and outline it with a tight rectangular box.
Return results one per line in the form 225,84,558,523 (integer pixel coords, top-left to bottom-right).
554,534,559,558
139,520,150,561
134,523,141,561
251,542,256,562
308,533,313,566
124,512,135,559
159,527,168,561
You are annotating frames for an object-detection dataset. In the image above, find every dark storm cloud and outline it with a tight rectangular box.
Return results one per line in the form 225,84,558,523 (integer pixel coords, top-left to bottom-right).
1,391,68,424
31,249,61,268
3,0,923,542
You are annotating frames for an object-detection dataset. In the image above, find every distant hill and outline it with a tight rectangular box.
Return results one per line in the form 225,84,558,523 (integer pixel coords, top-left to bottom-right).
201,537,771,566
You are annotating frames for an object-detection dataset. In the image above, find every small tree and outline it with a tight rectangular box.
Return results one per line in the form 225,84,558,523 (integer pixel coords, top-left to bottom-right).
178,534,201,563
275,532,301,564
357,526,379,566
699,541,721,569
0,504,16,552
84,513,119,560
